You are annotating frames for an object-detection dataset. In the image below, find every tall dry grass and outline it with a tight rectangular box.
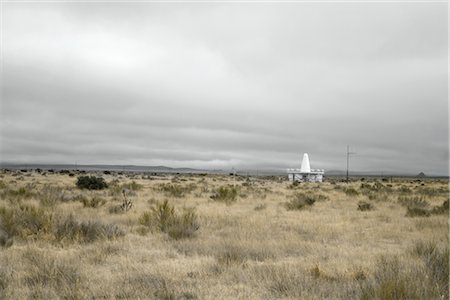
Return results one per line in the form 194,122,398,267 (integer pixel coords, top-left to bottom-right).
0,171,448,299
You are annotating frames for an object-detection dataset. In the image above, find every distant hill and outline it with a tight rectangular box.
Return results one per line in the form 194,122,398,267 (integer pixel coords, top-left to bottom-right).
0,163,209,174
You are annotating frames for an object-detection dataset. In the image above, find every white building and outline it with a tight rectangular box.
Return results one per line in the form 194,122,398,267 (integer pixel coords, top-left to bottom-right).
287,153,324,182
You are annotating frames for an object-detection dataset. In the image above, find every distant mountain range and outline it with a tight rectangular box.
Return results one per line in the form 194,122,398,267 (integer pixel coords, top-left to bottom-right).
0,163,447,178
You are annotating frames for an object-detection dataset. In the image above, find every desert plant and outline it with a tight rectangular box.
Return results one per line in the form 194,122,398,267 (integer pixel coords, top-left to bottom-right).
254,203,267,211
158,183,196,198
76,176,108,190
139,200,199,239
54,214,124,243
358,201,374,211
343,187,359,196
430,199,449,215
167,208,200,240
406,206,431,217
80,196,106,208
0,228,13,248
0,204,53,239
360,255,444,300
22,248,86,298
398,196,432,217
285,193,316,210
210,186,238,204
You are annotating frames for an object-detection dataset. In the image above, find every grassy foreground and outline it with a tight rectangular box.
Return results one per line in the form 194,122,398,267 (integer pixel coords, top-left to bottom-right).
0,170,448,299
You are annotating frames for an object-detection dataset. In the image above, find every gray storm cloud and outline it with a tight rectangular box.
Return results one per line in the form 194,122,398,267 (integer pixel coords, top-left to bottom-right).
1,2,448,175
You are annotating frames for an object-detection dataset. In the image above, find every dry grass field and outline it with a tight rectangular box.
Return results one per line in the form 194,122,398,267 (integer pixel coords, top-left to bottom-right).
0,170,448,299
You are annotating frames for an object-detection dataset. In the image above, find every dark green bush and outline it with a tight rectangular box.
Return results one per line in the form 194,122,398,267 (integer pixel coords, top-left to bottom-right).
76,176,108,190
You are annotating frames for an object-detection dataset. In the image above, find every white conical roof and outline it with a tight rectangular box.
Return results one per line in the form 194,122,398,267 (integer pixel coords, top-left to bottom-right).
300,153,311,173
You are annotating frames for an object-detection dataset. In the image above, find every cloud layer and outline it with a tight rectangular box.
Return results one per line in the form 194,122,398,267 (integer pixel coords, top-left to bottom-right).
1,3,448,175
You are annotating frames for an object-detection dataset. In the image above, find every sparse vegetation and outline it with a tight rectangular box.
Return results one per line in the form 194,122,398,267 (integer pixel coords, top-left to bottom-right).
0,171,447,299
210,185,238,204
139,200,199,239
285,192,317,210
357,201,374,211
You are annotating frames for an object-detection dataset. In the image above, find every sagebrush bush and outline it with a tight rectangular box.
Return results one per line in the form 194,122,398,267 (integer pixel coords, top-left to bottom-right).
54,214,124,243
0,186,35,202
76,176,108,190
285,193,316,210
158,183,196,198
210,186,238,204
430,199,449,215
39,185,65,207
80,196,106,208
343,187,359,196
22,248,86,299
398,196,432,217
139,200,199,239
0,204,53,239
358,201,374,211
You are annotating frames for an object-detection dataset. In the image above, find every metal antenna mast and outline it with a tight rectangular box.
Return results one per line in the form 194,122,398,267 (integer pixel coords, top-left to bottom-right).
346,145,356,183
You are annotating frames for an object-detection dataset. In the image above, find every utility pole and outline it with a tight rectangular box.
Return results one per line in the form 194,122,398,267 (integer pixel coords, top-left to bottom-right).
346,145,356,183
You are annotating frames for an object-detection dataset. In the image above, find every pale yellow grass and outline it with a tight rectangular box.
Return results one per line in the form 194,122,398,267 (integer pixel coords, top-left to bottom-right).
0,171,448,299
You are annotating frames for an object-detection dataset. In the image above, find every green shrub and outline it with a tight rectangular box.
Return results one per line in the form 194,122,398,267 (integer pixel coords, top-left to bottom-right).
0,204,53,239
358,201,374,211
0,186,35,202
54,214,124,243
22,249,86,299
38,185,66,207
431,199,449,215
285,193,316,210
360,255,446,299
398,196,432,217
76,176,108,190
80,196,106,208
167,208,200,240
156,183,196,198
139,200,199,239
210,186,238,204
398,196,429,208
344,187,359,196
254,203,267,211
406,206,431,217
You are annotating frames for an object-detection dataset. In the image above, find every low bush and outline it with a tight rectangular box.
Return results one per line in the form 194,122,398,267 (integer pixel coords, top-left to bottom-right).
54,214,124,243
76,176,108,190
0,228,13,248
360,255,446,299
431,199,449,215
210,186,238,204
285,193,316,210
38,185,66,207
80,196,106,208
398,196,433,217
358,201,374,211
22,248,86,299
139,200,199,239
343,187,359,196
406,206,431,217
0,204,53,239
158,183,196,198
254,203,267,211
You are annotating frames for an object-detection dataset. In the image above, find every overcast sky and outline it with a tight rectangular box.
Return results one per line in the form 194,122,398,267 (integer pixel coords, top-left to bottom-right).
1,2,448,175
